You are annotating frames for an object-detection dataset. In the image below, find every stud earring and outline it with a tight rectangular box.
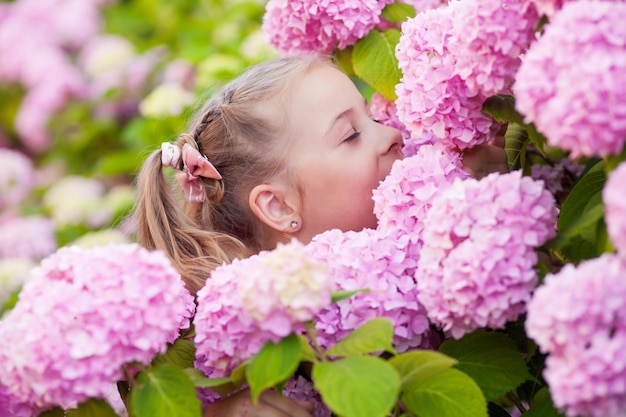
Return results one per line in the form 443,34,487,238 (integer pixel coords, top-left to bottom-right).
290,220,299,229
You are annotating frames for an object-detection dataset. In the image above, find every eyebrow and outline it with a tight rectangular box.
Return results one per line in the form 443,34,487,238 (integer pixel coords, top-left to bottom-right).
324,97,369,137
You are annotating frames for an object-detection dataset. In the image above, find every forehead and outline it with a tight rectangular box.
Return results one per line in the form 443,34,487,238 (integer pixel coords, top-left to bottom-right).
286,65,362,136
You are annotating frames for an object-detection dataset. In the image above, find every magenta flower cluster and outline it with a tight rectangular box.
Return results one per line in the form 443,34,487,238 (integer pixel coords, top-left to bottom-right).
604,162,626,256
262,0,392,56
526,254,626,417
0,243,195,412
309,228,433,353
194,240,333,378
417,171,557,339
514,1,626,158
395,0,537,151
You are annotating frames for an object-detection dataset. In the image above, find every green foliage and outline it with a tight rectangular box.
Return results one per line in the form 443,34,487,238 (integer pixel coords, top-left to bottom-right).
353,29,402,101
326,317,396,357
439,331,533,401
313,356,401,417
130,363,202,417
522,388,565,417
389,350,458,389
247,333,301,402
66,399,119,417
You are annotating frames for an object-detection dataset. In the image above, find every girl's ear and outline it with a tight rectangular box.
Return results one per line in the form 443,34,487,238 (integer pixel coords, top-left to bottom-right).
249,183,300,233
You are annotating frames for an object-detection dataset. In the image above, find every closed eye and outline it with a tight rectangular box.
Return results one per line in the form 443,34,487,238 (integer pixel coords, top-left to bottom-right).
343,131,360,143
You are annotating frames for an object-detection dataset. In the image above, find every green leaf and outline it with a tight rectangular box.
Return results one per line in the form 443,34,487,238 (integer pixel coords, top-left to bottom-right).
401,368,488,417
439,331,532,401
298,333,317,363
381,2,416,23
503,123,529,171
326,318,396,357
313,356,400,417
130,363,202,417
353,29,402,101
331,289,363,303
37,407,65,417
66,399,119,417
183,368,232,388
246,333,301,403
555,160,607,262
152,338,196,369
482,95,525,125
389,349,457,389
522,387,565,417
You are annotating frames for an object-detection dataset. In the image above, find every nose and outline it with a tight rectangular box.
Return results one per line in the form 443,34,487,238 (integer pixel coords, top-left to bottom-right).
376,122,404,155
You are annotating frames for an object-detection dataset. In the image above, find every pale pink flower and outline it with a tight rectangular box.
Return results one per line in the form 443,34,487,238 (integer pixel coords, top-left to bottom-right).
0,243,195,411
194,240,333,378
418,171,557,338
526,254,626,417
0,215,56,261
262,0,393,56
514,1,626,158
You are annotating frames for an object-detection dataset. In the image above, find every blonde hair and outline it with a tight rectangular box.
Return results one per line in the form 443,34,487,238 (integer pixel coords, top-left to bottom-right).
134,56,328,294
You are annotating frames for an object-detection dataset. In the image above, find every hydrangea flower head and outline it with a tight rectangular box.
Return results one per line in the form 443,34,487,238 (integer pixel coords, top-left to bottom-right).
526,254,626,417
194,239,332,377
514,1,626,158
262,0,392,56
452,0,539,96
417,171,557,338
373,142,470,244
0,148,35,210
0,243,195,410
309,228,433,352
0,215,56,261
603,162,626,255
395,5,498,150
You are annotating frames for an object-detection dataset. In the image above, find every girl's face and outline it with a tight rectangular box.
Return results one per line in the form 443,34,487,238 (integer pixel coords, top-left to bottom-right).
285,65,404,242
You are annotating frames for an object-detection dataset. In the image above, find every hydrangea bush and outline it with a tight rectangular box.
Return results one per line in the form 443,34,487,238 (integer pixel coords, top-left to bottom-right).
1,0,626,417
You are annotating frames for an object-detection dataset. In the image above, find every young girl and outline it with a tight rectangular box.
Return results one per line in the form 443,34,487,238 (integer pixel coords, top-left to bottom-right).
133,56,507,417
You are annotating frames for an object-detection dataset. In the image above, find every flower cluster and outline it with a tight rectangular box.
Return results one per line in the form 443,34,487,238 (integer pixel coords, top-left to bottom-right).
0,148,35,210
309,228,433,352
0,215,56,261
452,0,539,96
0,243,195,411
526,254,626,417
262,0,392,56
514,1,626,158
194,240,332,378
283,376,332,417
530,157,585,201
417,171,557,338
395,6,494,150
604,162,626,257
373,142,470,246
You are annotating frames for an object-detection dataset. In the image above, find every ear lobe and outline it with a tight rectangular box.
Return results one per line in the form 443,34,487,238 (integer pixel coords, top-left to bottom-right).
249,184,297,232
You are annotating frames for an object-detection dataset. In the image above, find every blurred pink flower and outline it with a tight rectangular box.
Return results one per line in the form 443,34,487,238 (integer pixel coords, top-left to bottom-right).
283,376,332,417
309,228,433,352
604,162,626,256
0,243,194,411
0,148,35,210
262,0,393,55
514,1,626,158
0,215,56,261
417,171,557,338
530,158,585,199
526,254,626,417
194,240,333,378
395,5,497,150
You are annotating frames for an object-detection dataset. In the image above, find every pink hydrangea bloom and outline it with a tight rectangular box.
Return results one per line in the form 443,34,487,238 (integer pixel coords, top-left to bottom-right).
604,162,626,255
530,158,585,199
309,228,433,352
452,0,539,96
395,5,498,150
0,215,56,261
514,1,626,158
417,171,558,339
262,0,392,55
373,142,470,245
528,0,620,18
194,240,333,378
0,148,35,210
0,243,195,410
526,254,626,417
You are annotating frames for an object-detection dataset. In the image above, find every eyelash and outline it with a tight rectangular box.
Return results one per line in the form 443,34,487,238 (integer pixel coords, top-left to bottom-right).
343,131,360,143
